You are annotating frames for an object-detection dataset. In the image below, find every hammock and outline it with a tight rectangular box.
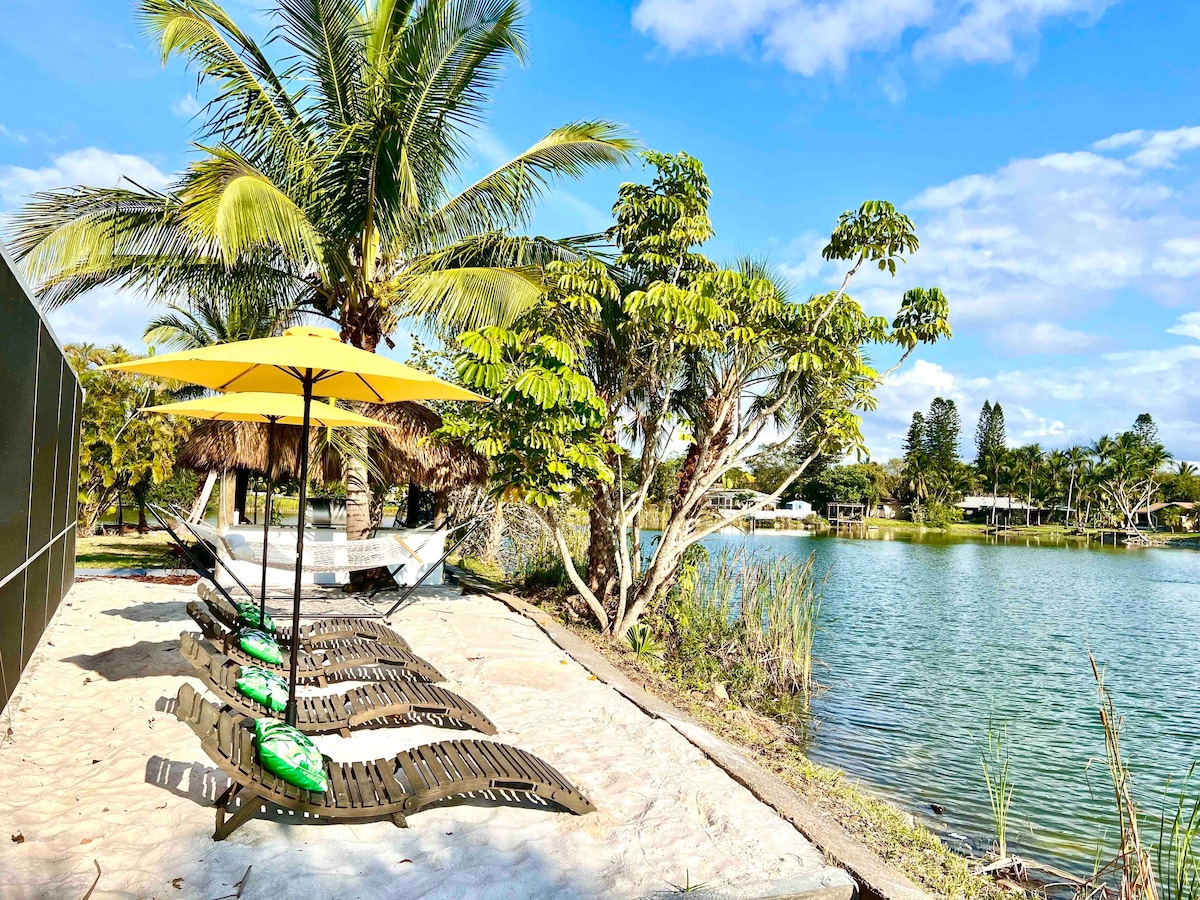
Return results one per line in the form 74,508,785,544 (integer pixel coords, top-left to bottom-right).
181,516,434,574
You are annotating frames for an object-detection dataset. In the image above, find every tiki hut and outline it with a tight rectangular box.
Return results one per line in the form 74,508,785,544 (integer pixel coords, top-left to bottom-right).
177,401,486,524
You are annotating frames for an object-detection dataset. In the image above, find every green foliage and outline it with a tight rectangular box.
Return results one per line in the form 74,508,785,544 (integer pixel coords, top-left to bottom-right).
924,397,961,472
977,717,1015,860
624,623,666,661
68,344,190,535
910,500,963,529
822,200,920,277
1157,765,1200,900
656,548,824,714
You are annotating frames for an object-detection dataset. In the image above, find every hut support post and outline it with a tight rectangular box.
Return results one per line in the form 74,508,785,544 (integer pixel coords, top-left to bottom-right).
285,372,314,730
433,490,449,529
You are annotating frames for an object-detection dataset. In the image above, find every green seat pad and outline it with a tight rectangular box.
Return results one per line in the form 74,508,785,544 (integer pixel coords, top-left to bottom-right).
237,629,283,666
234,666,289,712
235,601,275,632
254,719,328,793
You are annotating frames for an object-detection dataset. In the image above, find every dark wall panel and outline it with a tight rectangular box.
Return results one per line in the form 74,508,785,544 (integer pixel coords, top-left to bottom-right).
0,242,80,711
0,259,38,582
0,574,25,707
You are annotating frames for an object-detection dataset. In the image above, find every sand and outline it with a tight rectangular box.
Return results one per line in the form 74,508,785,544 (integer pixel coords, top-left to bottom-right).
0,578,852,899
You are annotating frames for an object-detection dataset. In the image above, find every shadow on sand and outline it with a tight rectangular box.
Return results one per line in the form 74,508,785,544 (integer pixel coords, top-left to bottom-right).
64,639,191,680
100,601,191,623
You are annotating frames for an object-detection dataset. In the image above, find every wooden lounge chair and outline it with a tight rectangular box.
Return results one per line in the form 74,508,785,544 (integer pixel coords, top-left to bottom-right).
196,582,411,651
174,683,595,840
180,633,497,736
186,603,444,686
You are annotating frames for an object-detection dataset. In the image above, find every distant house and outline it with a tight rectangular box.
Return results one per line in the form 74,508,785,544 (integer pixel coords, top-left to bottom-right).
873,497,905,520
705,489,777,512
1135,501,1198,531
956,495,1038,521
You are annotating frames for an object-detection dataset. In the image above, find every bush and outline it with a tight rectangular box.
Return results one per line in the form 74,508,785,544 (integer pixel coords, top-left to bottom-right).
911,501,962,529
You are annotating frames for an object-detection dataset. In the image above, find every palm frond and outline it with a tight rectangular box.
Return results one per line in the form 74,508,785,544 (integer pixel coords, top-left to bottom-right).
179,146,323,264
436,121,636,240
276,0,365,128
139,0,310,166
401,264,547,332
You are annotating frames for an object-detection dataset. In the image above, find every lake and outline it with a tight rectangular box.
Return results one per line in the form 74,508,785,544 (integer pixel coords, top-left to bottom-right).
671,528,1200,875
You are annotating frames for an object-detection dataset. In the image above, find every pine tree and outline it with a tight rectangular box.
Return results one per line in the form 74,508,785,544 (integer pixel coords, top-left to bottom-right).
1131,413,1157,447
975,400,994,465
924,397,962,472
903,411,926,462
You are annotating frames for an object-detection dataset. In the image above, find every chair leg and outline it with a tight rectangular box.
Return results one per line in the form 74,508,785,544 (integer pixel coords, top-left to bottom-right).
214,782,238,808
391,812,408,828
214,791,262,841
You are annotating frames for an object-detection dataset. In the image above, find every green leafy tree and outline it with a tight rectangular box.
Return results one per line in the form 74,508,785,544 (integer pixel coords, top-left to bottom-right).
10,0,635,564
445,153,952,637
69,344,190,536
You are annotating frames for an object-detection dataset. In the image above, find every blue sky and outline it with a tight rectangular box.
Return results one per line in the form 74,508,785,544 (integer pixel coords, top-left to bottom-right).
2,0,1200,460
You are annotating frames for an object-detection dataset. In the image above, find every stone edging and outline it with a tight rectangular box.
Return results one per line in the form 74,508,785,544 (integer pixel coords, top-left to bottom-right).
452,570,936,900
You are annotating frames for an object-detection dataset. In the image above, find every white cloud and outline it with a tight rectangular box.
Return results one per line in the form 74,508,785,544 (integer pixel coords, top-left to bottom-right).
783,128,1200,326
996,320,1099,354
171,94,202,117
633,0,1115,77
44,286,157,351
0,147,170,206
0,124,27,144
1167,311,1200,341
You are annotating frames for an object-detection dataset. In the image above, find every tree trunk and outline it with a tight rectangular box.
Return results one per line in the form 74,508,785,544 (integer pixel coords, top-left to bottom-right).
586,482,618,611
405,484,432,527
480,501,506,566
432,491,449,528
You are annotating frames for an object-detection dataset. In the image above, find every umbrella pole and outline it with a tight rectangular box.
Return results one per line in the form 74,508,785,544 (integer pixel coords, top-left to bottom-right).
285,372,314,728
261,416,277,620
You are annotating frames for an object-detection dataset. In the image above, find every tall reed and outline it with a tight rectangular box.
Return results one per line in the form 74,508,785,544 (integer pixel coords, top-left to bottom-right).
978,716,1014,861
660,548,825,707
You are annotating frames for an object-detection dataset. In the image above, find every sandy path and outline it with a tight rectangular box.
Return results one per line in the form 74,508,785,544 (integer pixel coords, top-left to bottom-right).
0,578,851,899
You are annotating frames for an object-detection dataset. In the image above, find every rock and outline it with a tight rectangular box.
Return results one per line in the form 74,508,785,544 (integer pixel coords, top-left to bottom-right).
930,803,946,815
713,682,729,702
900,813,916,830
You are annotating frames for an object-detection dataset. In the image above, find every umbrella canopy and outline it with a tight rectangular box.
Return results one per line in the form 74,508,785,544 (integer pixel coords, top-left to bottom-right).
142,392,396,429
104,326,485,403
104,325,486,728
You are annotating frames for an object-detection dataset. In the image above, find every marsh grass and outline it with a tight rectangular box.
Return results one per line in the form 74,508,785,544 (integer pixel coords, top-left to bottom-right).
978,716,1015,860
652,547,825,718
1156,766,1200,900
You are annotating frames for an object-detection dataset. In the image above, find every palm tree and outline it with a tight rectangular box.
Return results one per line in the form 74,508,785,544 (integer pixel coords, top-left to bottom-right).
1176,461,1197,477
9,0,635,551
1062,445,1089,529
144,294,299,350
1015,444,1043,525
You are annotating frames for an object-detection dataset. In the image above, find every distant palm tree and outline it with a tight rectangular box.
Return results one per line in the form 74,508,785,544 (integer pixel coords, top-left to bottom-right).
1015,444,1043,525
1063,445,1089,528
1176,461,1197,477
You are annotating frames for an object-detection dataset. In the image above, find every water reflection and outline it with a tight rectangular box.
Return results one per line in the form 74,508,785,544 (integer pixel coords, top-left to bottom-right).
644,528,1200,874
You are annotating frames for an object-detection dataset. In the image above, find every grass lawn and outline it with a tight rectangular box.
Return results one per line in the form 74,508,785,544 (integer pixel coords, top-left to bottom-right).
76,532,177,569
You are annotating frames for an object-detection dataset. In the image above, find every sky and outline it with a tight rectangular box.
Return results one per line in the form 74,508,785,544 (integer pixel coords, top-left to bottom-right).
2,0,1200,461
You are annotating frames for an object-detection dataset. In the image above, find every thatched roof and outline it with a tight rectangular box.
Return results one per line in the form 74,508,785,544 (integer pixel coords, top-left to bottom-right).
177,401,486,491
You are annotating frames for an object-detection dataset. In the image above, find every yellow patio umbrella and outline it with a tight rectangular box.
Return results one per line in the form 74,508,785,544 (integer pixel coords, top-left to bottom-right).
106,327,485,726
142,392,396,622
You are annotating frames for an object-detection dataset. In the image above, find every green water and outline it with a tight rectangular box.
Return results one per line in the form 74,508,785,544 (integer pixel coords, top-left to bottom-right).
678,529,1200,874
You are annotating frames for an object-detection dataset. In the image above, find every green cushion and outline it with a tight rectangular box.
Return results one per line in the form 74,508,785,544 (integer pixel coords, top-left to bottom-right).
234,666,289,712
254,719,328,793
237,629,283,666
235,601,276,633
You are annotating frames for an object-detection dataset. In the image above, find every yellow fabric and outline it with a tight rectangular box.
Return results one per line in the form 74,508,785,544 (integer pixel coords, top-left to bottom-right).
103,326,484,403
141,392,394,428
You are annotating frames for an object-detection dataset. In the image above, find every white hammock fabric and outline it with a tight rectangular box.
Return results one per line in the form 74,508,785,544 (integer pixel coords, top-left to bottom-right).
181,517,434,573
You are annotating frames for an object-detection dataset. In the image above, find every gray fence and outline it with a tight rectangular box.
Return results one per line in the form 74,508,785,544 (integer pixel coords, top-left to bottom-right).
0,241,81,711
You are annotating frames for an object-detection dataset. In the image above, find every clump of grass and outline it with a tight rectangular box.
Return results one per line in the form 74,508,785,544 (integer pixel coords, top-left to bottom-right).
978,716,1015,861
1157,766,1200,900
651,547,824,719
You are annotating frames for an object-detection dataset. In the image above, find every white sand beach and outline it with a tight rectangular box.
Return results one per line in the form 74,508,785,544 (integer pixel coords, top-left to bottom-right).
0,578,852,899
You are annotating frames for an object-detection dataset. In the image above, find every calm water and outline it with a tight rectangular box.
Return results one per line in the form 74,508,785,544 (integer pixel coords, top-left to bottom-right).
659,529,1200,874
